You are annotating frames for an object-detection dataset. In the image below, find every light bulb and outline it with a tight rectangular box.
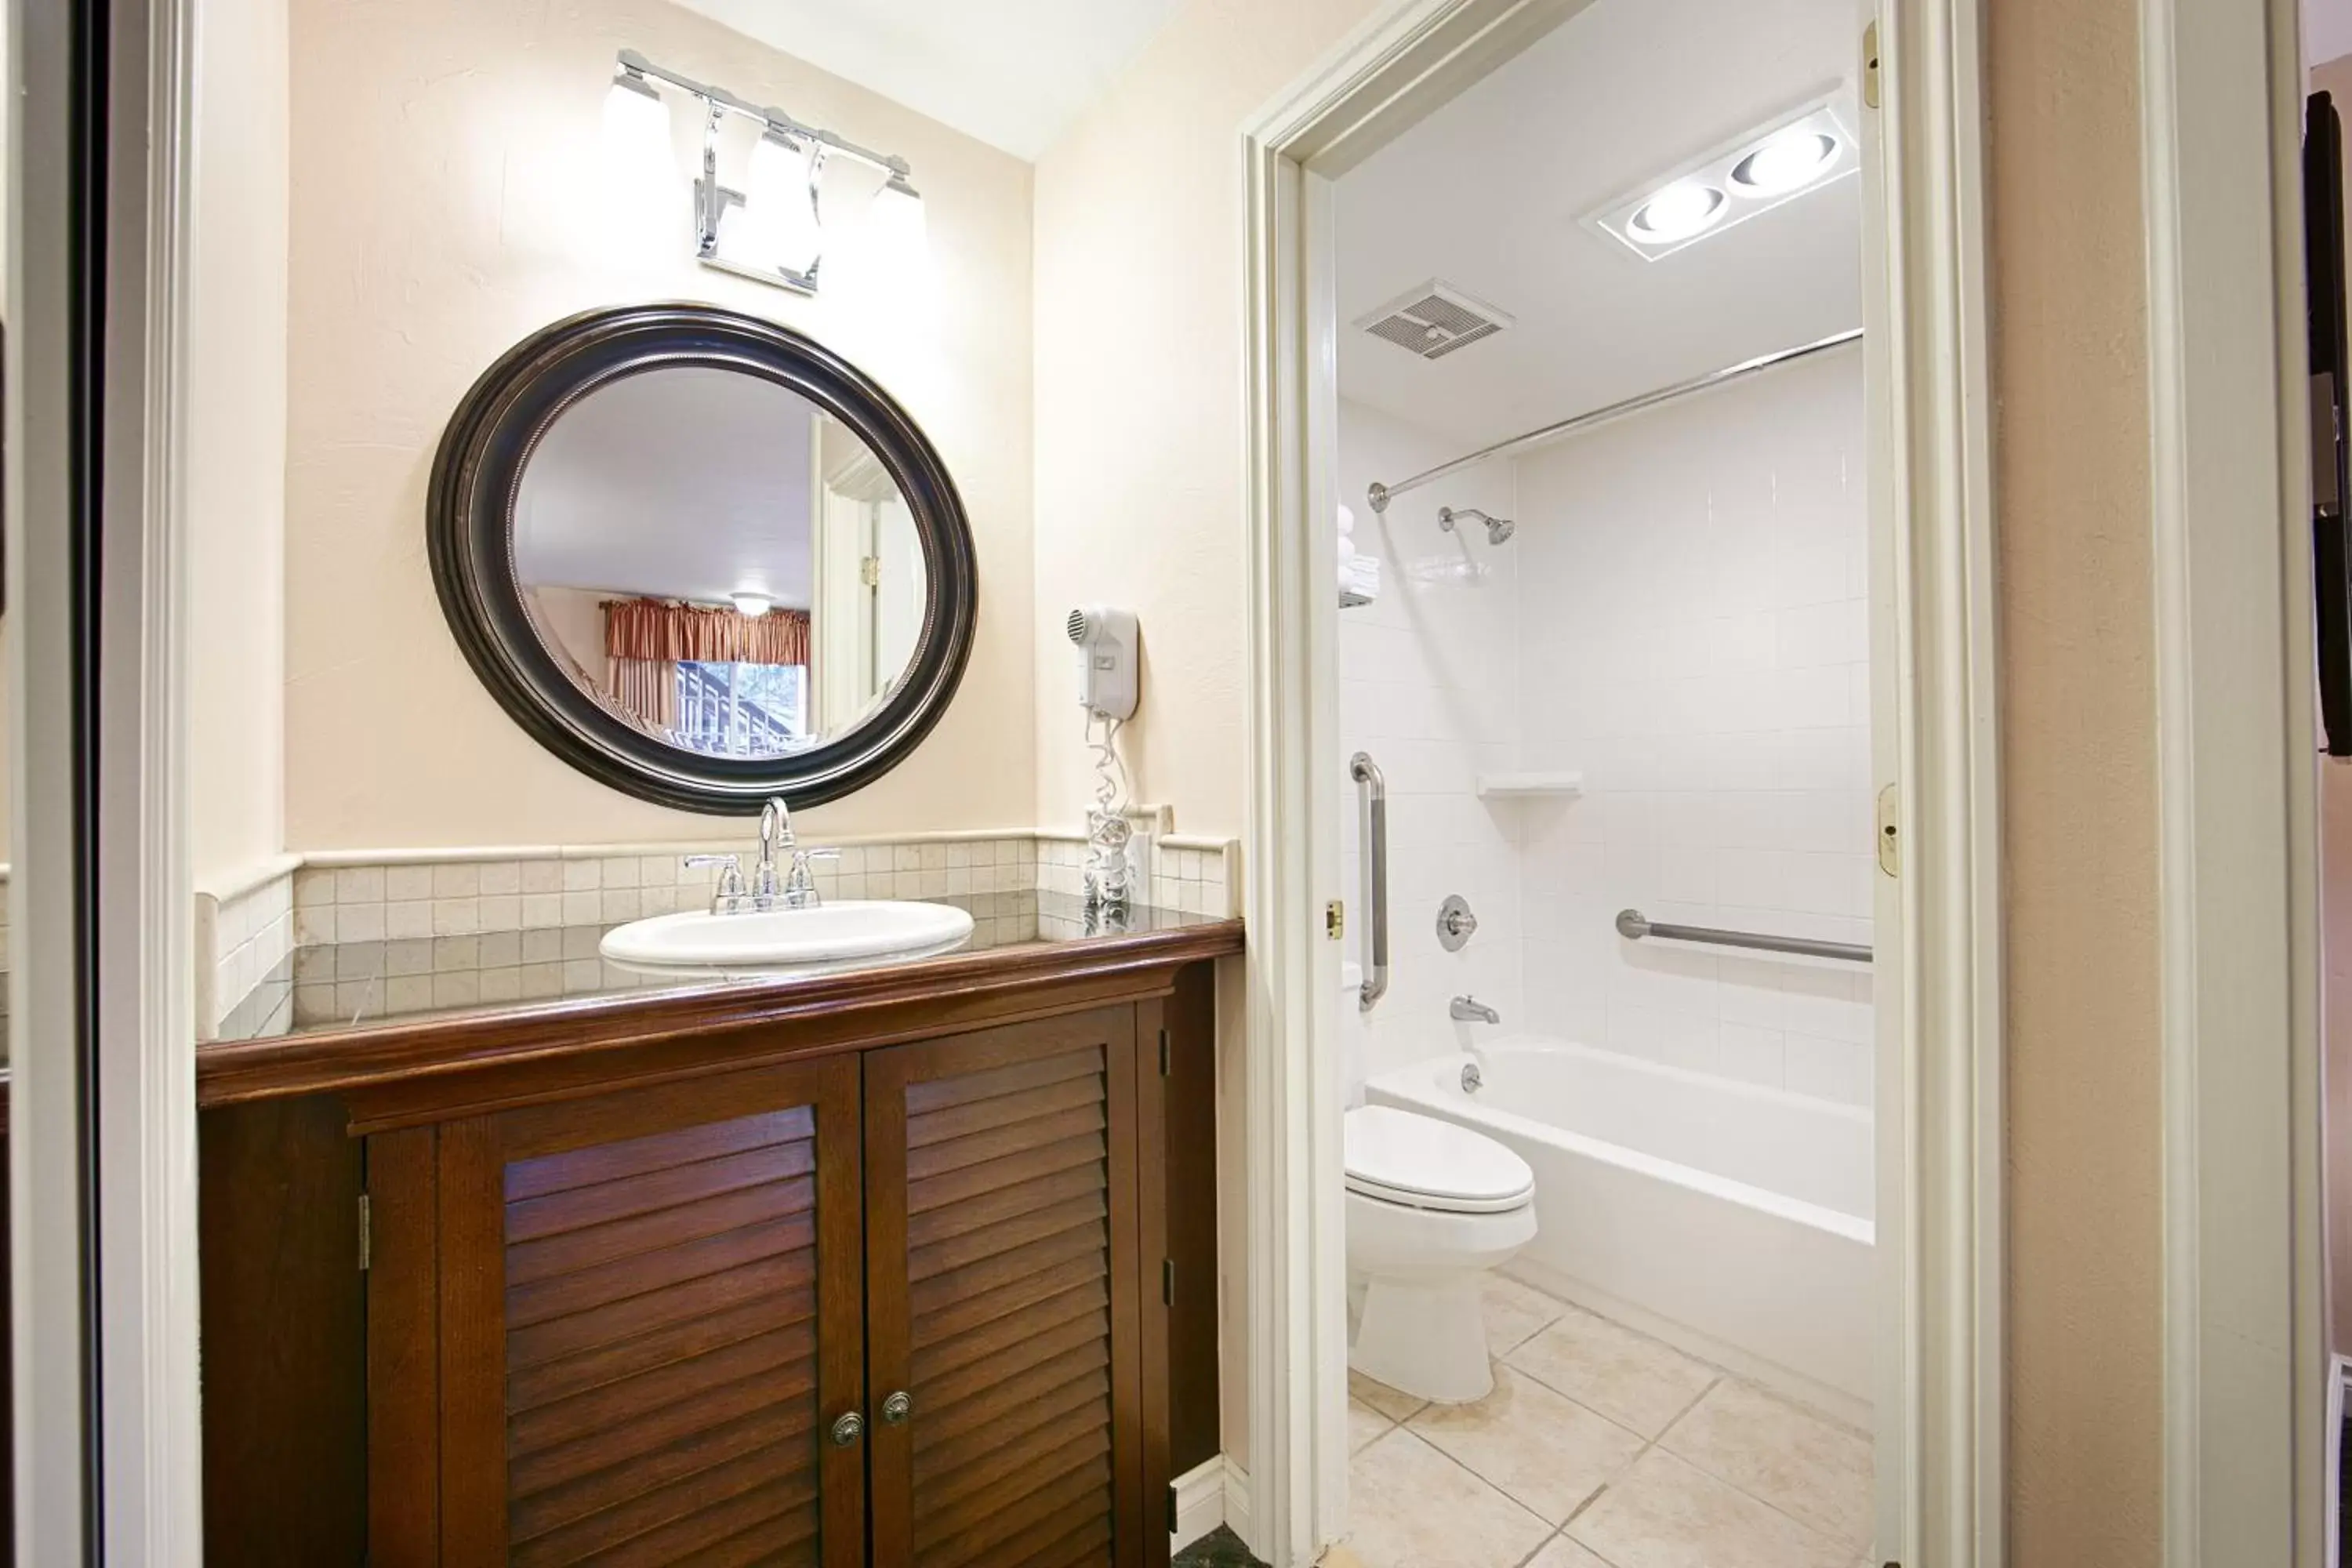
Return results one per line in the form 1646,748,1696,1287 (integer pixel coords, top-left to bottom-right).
1628,181,1726,244
601,73,672,178
731,591,772,618
1731,129,1839,196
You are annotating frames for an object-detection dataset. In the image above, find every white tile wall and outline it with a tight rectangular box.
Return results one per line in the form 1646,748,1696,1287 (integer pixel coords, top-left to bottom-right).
1338,400,1526,1089
1512,350,1875,1106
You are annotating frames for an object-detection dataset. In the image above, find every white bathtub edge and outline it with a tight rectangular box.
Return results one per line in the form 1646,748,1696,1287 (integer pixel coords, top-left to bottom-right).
1502,1254,1875,1435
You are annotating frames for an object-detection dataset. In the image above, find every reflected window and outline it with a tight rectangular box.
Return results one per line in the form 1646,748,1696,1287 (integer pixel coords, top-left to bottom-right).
675,659,808,756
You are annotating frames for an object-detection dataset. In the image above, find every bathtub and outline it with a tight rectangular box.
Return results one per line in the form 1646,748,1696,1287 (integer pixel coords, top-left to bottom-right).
1367,1039,1875,1414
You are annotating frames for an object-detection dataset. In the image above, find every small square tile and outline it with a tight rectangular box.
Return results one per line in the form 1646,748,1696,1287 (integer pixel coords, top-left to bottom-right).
521,893,564,930
601,888,641,922
335,904,385,944
895,845,922,872
1504,1308,1716,1439
519,962,564,999
520,860,564,895
334,866,384,904
384,939,433,978
477,930,521,967
430,898,481,937
562,858,601,892
384,975,434,1014
477,894,521,931
562,957,603,991
599,856,641,889
521,927,563,964
384,900,434,940
432,935,480,973
430,862,479,898
293,868,336,909
561,891,602,926
432,971,481,1009
477,861,521,896
477,966,524,1004
384,864,434,902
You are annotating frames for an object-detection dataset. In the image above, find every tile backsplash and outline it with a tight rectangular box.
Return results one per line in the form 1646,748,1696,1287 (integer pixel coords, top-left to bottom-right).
200,829,1240,1040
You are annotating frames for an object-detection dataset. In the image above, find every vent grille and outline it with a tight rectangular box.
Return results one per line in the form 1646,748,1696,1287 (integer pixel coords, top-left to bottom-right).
1356,280,1515,361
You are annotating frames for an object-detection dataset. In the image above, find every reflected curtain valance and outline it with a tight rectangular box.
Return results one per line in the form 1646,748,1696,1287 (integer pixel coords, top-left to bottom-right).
603,597,811,666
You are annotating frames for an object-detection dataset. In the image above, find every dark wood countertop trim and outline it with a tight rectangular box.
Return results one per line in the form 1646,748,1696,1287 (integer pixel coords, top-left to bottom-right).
197,919,1243,1114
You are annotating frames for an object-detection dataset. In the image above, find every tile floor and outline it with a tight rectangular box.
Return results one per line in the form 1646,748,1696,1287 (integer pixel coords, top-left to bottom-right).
1341,1275,1874,1568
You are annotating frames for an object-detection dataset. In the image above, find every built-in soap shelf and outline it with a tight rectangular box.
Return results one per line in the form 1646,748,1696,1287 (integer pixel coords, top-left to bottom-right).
1474,771,1584,800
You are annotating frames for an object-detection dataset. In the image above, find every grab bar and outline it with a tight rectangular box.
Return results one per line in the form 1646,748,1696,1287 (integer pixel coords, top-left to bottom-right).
1615,908,1871,965
1351,753,1389,1011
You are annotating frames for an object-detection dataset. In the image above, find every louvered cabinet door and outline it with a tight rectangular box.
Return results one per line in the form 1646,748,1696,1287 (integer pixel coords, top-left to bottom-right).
373,1058,867,1567
863,1007,1148,1568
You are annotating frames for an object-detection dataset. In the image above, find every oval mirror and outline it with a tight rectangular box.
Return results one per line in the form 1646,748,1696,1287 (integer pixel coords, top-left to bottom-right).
429,305,976,811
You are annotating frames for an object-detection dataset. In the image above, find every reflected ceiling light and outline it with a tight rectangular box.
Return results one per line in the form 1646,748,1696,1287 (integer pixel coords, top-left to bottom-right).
610,49,917,299
1731,128,1839,195
1584,96,1857,261
730,591,773,618
1627,182,1726,244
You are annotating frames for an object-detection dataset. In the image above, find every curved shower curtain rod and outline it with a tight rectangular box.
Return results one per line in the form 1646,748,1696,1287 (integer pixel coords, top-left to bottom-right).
1363,326,1865,515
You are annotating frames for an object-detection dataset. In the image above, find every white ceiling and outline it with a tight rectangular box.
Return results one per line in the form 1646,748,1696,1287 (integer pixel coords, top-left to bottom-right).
1336,0,1863,450
515,366,825,609
666,0,1185,160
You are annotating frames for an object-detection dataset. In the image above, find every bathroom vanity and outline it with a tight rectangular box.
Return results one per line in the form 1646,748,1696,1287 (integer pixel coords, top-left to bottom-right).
194,896,1236,1567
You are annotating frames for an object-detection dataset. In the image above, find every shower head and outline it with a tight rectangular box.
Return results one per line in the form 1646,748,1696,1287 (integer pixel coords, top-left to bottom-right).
1438,506,1515,546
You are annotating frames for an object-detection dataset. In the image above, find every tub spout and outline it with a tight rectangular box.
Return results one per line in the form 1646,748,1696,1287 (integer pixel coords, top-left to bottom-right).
1450,995,1501,1025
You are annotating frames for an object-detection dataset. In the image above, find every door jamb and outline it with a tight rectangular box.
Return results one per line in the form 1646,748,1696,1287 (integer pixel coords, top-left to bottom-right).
1239,1,2004,1562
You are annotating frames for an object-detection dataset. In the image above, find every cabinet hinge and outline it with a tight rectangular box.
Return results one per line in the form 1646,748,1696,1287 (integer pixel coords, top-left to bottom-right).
1162,1258,1175,1305
859,555,881,588
1863,20,1882,109
1158,1028,1170,1076
357,1194,372,1272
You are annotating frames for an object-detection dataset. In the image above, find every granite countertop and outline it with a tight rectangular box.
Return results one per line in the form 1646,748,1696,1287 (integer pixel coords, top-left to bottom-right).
213,889,1230,1045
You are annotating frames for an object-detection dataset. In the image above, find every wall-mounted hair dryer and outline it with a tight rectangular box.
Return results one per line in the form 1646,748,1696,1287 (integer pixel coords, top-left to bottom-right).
1065,605,1139,721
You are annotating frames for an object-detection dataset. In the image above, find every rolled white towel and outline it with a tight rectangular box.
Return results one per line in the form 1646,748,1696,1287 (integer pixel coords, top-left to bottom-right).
1338,503,1356,539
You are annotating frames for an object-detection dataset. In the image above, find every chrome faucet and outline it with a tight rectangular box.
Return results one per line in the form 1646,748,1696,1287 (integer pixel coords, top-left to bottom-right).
1450,995,1501,1025
685,797,837,914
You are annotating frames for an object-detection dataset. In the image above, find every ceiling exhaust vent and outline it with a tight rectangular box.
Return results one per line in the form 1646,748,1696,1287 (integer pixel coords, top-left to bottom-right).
1355,280,1515,361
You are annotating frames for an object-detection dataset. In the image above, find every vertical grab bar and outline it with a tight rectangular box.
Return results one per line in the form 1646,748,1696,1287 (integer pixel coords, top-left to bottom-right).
1350,753,1389,1011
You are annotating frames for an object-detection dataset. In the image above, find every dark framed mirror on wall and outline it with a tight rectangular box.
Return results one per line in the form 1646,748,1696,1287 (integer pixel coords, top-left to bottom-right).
428,303,978,811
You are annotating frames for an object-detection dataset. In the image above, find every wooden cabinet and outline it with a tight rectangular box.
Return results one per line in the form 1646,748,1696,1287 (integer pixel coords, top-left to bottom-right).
362,1006,1165,1567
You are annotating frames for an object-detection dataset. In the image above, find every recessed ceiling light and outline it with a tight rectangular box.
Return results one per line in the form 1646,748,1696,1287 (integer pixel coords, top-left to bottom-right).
1731,129,1840,195
1628,182,1726,244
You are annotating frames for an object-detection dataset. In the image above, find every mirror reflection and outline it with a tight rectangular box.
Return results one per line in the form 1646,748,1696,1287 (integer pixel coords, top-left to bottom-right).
514,365,929,759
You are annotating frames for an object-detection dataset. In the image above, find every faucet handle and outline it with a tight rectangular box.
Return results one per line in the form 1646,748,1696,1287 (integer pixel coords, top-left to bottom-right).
684,853,747,912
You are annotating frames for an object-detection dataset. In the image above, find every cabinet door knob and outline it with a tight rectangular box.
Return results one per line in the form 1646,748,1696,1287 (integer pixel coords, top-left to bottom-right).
881,1391,912,1425
829,1411,865,1447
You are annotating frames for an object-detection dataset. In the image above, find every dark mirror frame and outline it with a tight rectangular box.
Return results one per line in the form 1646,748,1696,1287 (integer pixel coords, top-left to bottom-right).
427,303,978,813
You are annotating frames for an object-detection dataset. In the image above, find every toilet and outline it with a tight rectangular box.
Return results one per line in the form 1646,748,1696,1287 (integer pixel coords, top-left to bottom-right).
1344,1102,1537,1403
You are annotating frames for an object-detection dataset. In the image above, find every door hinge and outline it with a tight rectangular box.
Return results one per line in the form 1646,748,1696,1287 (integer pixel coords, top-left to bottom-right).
1162,1258,1175,1305
1325,898,1345,940
1863,20,1882,108
1876,784,1900,877
1159,1028,1171,1076
859,554,880,588
357,1194,372,1272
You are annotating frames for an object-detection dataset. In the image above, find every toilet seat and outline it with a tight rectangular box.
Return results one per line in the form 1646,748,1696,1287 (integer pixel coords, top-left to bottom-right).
1345,1105,1534,1214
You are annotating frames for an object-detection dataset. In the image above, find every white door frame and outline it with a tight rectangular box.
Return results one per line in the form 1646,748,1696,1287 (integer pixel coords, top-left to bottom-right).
10,0,205,1559
2141,0,2328,1560
1240,1,2002,1562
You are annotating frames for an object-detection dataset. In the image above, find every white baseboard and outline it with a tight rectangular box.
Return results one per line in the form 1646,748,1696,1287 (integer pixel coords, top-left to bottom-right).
1502,1256,1874,1435
1223,1459,1254,1555
1171,1455,1229,1552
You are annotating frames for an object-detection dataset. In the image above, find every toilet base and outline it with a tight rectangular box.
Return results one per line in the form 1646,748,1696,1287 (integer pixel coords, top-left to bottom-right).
1350,1275,1494,1403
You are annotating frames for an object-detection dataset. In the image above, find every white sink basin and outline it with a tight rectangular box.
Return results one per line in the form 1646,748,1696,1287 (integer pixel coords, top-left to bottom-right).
599,900,976,978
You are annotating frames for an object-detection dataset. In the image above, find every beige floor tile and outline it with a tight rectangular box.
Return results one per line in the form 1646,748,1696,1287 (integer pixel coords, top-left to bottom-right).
1504,1308,1717,1438
1407,1365,1646,1524
1523,1541,1613,1568
1567,1449,1849,1568
1344,1428,1554,1568
1349,1396,1395,1454
1483,1272,1570,1356
1658,1379,1874,1548
1351,1367,1428,1425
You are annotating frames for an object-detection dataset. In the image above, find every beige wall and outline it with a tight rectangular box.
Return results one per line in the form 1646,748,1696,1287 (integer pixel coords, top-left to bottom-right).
1030,0,1382,840
283,0,1036,851
187,0,291,888
1987,0,2165,1560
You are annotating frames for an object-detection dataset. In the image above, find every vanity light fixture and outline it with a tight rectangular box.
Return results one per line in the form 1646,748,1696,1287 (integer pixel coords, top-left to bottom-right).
1587,95,1857,261
730,590,774,619
604,49,922,297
